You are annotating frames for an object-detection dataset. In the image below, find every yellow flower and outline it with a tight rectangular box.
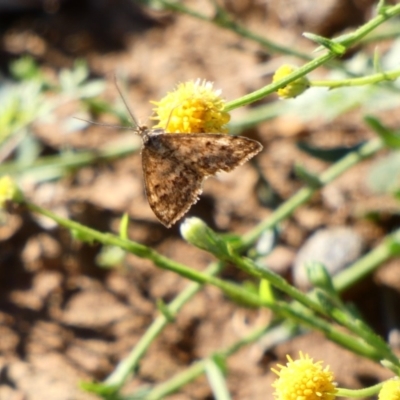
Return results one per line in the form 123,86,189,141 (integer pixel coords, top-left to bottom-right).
379,378,400,400
273,65,310,99
151,79,230,134
272,352,337,400
0,175,22,209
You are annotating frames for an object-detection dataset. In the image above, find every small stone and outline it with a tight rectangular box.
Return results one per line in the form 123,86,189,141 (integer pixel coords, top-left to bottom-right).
293,227,364,290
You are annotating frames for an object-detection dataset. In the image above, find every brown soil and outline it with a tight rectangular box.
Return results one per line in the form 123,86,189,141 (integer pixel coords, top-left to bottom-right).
0,1,399,399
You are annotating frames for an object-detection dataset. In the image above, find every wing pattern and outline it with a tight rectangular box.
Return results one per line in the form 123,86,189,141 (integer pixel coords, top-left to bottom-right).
141,133,262,227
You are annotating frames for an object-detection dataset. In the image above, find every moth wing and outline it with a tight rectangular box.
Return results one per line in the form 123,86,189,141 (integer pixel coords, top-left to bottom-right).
142,133,263,227
142,146,204,228
158,134,263,176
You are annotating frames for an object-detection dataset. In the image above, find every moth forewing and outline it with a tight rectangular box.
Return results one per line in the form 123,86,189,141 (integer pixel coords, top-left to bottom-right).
140,131,262,227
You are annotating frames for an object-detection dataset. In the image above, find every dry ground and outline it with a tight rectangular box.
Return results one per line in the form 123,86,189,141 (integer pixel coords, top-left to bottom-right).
0,1,399,399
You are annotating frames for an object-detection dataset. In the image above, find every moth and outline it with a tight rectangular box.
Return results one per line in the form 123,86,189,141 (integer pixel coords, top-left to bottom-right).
136,125,262,227
77,80,263,227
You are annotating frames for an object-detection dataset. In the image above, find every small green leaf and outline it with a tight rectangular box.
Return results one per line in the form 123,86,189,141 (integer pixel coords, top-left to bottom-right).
180,217,231,259
10,56,43,82
220,233,242,249
259,279,275,303
96,245,126,268
119,213,130,240
156,299,175,322
70,229,96,244
306,262,336,293
376,0,390,15
373,49,383,74
79,381,118,395
381,360,400,376
71,59,89,85
205,358,231,400
365,116,400,148
387,231,400,255
294,164,323,188
212,354,228,374
78,80,106,98
303,32,346,55
297,141,364,162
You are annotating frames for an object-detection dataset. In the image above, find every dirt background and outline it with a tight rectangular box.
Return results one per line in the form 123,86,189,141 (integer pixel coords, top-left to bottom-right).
1,0,400,399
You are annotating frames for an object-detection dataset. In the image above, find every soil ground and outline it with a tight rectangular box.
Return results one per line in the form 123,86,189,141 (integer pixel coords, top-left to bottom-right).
0,1,399,399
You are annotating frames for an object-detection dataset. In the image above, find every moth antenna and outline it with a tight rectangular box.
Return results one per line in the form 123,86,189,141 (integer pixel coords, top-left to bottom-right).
164,103,182,132
113,75,139,128
73,117,133,130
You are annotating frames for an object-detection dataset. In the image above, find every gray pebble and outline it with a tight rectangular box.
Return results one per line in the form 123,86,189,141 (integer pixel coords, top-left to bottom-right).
293,227,364,290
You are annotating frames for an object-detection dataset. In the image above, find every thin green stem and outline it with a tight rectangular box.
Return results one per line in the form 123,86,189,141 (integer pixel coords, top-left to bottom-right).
333,229,400,292
340,4,400,48
154,0,312,60
215,13,311,61
145,324,274,400
224,52,335,111
311,68,400,88
216,235,398,362
25,202,264,307
336,382,383,398
146,361,205,400
0,140,140,176
103,262,223,389
361,24,400,43
147,313,388,400
230,253,329,317
222,4,400,111
274,300,384,361
335,309,400,365
26,202,385,364
240,138,384,248
119,224,400,398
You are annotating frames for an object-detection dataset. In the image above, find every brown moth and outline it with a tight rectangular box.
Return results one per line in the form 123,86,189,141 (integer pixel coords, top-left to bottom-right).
78,80,263,227
135,125,262,228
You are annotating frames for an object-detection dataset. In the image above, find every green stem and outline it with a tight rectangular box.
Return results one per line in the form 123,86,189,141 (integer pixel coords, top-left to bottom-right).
336,382,383,398
231,254,328,317
333,229,400,292
235,231,398,360
25,202,264,307
25,201,390,400
224,52,335,111
219,242,397,361
275,301,385,361
146,361,205,400
145,324,273,400
361,24,400,43
155,0,312,61
25,202,384,363
340,4,400,48
103,262,223,390
222,4,400,111
0,140,140,176
311,68,400,88
240,138,384,248
144,325,386,400
116,228,400,399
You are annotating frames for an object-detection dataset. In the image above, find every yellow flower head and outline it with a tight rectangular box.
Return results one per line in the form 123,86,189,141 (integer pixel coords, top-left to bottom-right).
273,65,310,99
0,175,22,209
379,378,400,400
151,79,230,134
272,352,337,400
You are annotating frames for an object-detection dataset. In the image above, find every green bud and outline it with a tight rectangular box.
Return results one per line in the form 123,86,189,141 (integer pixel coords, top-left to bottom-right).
273,65,310,99
0,175,24,208
180,217,231,258
306,261,336,293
